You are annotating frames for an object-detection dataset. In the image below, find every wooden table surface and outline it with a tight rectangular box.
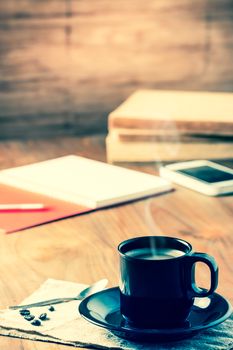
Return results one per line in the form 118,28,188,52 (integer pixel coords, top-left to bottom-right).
0,135,232,349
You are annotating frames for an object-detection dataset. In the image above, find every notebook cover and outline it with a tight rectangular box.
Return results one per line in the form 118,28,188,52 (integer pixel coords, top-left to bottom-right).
0,184,91,234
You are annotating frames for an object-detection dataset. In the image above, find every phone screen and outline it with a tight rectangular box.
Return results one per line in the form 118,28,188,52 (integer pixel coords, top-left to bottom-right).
177,165,233,183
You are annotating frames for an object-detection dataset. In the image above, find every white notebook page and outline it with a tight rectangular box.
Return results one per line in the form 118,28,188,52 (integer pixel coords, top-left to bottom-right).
0,155,172,208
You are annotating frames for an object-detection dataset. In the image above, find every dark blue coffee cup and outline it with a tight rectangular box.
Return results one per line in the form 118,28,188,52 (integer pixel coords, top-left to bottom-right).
118,236,218,328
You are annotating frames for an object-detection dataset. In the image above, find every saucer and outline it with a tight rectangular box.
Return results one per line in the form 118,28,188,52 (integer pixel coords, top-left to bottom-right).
79,287,232,342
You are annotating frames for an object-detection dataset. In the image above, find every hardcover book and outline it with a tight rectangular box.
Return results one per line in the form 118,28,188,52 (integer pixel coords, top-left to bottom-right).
108,90,233,135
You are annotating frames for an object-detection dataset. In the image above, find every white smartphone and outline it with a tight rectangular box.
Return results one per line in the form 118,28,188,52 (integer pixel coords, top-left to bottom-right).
159,160,233,196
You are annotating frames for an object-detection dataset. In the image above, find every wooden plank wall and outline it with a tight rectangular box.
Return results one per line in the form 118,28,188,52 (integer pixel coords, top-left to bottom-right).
0,0,232,139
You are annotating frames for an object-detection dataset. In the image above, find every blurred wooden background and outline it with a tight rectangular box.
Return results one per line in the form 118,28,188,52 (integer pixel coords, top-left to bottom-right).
0,0,232,139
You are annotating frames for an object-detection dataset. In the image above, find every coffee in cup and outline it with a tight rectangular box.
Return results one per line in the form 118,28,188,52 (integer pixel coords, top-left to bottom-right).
125,247,184,260
118,236,218,328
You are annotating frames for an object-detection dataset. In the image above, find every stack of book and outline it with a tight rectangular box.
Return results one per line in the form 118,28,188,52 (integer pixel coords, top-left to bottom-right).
106,90,233,163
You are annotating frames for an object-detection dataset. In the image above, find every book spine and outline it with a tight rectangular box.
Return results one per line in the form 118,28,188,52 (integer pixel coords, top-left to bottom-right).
108,117,233,135
109,129,233,143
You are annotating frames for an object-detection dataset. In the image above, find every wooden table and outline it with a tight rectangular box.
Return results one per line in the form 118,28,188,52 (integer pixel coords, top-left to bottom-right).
0,135,232,350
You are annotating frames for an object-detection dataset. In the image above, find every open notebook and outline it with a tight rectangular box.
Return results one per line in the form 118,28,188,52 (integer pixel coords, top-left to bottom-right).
0,155,172,233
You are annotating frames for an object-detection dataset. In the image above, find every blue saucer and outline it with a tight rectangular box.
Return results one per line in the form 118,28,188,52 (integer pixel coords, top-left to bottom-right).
79,287,232,342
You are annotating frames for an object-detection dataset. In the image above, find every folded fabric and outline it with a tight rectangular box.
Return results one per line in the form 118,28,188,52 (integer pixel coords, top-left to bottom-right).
0,279,232,350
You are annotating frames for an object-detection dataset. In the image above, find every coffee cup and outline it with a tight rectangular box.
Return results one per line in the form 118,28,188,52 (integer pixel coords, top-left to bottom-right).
118,236,218,328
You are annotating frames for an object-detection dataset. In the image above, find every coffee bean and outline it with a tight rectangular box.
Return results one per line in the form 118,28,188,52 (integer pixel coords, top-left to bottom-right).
24,315,35,321
19,309,30,316
31,319,41,326
48,306,55,311
39,313,47,320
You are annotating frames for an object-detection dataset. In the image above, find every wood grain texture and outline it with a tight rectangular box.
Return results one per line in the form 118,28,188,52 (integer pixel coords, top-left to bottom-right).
0,135,232,349
0,0,233,139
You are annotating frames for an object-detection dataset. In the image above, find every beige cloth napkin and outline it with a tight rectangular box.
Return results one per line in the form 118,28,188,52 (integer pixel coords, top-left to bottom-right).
0,279,232,350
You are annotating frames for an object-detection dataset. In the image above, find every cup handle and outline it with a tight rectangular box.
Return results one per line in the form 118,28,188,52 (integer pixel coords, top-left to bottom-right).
186,253,218,298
